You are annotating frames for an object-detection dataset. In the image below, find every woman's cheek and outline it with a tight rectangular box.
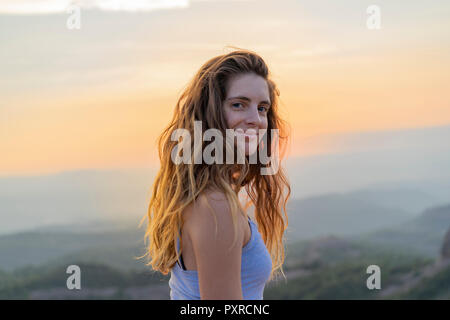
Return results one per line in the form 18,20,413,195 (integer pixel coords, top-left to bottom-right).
226,112,241,129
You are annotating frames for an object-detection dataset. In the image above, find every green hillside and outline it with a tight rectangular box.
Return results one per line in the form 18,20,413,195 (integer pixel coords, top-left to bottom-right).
0,262,169,299
265,255,432,300
387,263,450,299
2,236,448,300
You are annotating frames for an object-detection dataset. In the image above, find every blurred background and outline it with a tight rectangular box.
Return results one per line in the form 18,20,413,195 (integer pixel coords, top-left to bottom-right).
1,0,449,299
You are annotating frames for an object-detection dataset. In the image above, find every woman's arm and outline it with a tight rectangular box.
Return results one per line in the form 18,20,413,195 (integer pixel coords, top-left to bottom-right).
184,191,245,300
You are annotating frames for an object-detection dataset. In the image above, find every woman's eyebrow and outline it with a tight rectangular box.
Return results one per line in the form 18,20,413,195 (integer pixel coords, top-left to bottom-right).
226,96,271,105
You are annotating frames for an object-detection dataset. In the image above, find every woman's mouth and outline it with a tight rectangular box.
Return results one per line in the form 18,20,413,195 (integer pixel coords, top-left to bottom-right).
234,128,258,139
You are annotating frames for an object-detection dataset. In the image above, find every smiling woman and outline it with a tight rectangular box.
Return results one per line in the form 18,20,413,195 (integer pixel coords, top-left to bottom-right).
139,48,291,300
224,73,271,156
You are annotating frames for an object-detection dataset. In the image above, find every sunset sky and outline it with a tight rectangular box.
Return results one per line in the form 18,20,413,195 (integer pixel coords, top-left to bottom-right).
1,0,450,176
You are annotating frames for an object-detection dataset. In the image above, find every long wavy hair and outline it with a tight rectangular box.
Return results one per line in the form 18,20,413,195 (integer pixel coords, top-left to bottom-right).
139,48,291,281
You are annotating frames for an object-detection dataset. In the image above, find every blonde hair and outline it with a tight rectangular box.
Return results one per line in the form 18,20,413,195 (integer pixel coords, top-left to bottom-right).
139,48,291,281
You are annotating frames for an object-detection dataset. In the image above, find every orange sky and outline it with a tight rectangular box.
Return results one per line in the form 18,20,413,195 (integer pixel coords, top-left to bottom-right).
1,0,450,176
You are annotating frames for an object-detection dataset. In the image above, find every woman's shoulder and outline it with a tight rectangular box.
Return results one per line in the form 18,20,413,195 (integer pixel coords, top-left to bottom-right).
182,188,241,241
183,188,228,224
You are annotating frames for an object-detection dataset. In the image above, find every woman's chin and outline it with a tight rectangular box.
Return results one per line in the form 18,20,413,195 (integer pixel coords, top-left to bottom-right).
242,141,259,157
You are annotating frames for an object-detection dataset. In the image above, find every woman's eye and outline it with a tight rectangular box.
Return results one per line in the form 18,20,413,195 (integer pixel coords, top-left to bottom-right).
258,106,268,113
232,103,243,109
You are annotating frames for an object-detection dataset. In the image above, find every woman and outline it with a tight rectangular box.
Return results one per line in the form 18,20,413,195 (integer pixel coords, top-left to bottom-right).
140,48,291,300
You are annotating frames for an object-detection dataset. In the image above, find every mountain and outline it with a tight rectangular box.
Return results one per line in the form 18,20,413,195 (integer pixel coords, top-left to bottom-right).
285,193,412,242
341,187,439,216
0,226,146,272
358,203,450,257
285,124,450,201
1,190,445,272
441,228,450,260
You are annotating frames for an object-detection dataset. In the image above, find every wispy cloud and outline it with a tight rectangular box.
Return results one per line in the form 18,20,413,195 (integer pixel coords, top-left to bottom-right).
0,0,190,14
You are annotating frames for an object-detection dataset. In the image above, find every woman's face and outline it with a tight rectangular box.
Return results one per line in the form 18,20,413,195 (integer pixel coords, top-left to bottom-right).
223,72,270,156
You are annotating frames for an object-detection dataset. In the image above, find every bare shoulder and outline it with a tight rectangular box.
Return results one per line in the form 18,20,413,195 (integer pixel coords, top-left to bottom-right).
183,188,237,238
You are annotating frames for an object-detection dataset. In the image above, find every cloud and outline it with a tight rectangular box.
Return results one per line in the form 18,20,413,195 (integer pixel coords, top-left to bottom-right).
0,0,190,14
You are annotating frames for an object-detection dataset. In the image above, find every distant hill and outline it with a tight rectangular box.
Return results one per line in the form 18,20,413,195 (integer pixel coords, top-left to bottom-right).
342,187,439,216
0,227,146,272
285,124,450,201
356,203,450,258
285,193,412,242
2,192,447,272
441,228,450,260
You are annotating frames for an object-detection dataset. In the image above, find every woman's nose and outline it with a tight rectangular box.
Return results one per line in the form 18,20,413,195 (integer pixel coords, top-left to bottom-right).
245,105,262,125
